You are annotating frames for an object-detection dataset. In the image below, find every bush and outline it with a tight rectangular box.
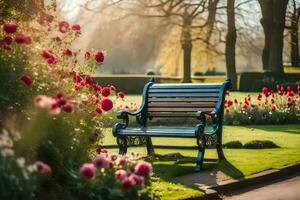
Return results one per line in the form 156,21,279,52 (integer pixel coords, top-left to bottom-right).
223,140,243,149
193,71,203,76
146,71,156,75
243,140,279,149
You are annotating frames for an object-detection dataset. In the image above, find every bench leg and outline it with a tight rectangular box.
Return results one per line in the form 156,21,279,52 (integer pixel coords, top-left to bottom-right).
196,136,206,171
117,136,127,155
146,137,155,156
216,132,226,160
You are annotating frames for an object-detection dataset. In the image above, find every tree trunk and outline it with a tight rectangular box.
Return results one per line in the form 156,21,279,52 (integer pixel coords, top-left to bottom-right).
181,17,192,83
258,0,289,74
225,0,237,90
291,6,300,67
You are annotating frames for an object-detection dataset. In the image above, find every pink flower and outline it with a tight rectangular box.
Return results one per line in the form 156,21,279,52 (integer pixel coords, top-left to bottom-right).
134,161,152,177
72,24,81,31
115,169,128,181
3,23,17,33
3,36,13,45
20,75,32,86
85,51,91,59
118,156,128,166
121,178,133,190
101,98,113,111
101,87,110,97
94,51,104,63
63,48,72,56
93,155,110,168
59,21,69,33
129,174,144,186
110,85,116,91
15,34,26,44
35,95,54,108
46,15,54,23
80,163,96,179
36,161,52,175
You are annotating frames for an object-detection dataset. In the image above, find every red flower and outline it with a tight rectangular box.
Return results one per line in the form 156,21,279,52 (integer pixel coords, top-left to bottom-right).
3,36,13,45
20,75,32,86
63,48,72,56
297,85,300,91
59,21,69,33
242,103,248,109
15,34,26,44
287,85,292,91
24,36,32,45
72,24,81,31
227,100,233,107
117,91,125,99
63,103,73,113
271,98,275,104
134,161,152,177
94,51,104,63
85,51,91,59
95,107,102,114
41,50,52,59
92,84,102,92
85,75,93,85
234,99,238,104
101,98,113,111
36,161,52,175
3,23,17,33
288,90,294,96
270,105,276,112
262,87,268,94
225,109,229,113
80,163,96,179
102,87,110,97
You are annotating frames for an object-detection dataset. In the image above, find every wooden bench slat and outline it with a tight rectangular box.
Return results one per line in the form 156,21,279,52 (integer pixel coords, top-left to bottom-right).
148,93,219,97
148,102,217,107
148,107,214,112
148,88,221,93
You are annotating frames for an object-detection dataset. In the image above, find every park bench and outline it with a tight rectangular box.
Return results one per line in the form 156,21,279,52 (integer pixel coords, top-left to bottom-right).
113,79,231,171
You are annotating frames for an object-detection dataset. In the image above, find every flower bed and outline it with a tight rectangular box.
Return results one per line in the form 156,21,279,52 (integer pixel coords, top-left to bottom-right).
224,85,300,125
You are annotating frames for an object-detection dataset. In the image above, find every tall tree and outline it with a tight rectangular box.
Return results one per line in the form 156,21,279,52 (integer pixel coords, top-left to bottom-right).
258,0,289,74
287,0,300,67
225,0,237,90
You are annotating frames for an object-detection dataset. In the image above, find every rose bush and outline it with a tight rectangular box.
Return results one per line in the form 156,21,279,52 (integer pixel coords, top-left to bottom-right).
1,4,152,200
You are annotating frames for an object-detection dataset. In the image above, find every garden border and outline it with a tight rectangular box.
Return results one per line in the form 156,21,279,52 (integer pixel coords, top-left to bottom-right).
193,162,300,200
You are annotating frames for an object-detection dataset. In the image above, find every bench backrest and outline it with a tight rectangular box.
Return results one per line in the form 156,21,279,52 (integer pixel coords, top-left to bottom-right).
144,80,231,118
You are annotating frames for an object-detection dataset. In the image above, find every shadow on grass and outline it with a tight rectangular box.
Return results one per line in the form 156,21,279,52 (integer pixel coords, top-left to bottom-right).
151,153,244,182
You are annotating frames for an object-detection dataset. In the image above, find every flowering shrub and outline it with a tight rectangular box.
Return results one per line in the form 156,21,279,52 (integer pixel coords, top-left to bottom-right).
53,147,152,200
224,84,300,125
0,129,53,200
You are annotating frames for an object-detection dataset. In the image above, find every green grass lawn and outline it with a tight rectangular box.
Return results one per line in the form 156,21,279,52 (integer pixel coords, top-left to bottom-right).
104,94,300,199
101,124,300,199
